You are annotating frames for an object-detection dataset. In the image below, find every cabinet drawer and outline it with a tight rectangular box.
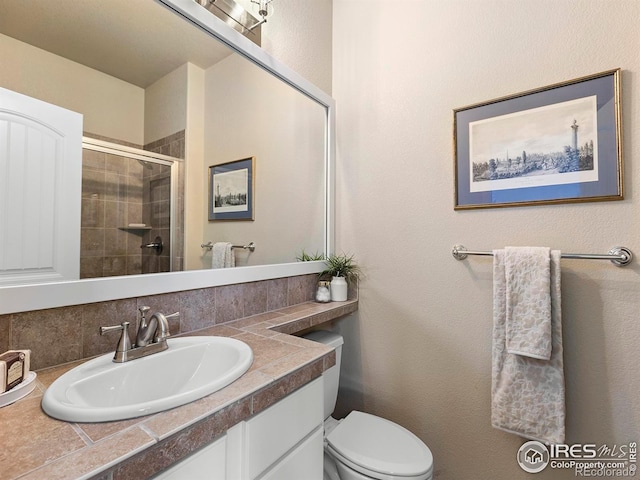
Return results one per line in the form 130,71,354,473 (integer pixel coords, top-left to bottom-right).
245,378,323,479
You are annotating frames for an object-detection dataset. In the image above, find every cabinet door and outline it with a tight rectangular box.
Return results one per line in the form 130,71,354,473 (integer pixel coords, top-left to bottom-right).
154,435,226,480
243,378,323,479
258,426,323,480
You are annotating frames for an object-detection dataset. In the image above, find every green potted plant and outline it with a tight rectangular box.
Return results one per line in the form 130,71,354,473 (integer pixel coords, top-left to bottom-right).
320,253,360,301
295,250,326,262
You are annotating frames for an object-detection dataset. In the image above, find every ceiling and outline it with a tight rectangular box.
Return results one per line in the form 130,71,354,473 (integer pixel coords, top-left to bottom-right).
0,0,233,88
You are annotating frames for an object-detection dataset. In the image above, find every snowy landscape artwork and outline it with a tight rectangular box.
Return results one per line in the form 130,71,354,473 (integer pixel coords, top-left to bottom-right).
213,168,249,214
469,96,598,193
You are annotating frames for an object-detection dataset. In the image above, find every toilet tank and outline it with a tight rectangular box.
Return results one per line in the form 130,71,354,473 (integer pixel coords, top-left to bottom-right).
302,330,343,419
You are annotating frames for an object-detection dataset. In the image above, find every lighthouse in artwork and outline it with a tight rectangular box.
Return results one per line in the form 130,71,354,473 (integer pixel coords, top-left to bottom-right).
571,119,579,150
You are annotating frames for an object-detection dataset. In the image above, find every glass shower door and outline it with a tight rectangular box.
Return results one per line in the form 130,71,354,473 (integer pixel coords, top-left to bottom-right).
80,139,179,279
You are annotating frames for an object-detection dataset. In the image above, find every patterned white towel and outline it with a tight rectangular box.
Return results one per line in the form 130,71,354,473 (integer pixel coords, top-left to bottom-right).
492,248,565,444
212,242,235,269
505,246,552,360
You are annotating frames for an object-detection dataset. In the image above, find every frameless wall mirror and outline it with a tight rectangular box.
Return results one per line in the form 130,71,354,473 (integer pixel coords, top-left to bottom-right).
0,0,334,313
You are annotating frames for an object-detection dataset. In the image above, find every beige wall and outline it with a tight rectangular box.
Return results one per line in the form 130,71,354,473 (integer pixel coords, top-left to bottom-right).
184,63,207,270
239,0,333,95
144,63,189,144
333,1,640,479
200,53,326,268
0,33,145,144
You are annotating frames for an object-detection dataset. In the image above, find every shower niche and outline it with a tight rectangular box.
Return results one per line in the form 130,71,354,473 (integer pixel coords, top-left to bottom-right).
80,136,182,279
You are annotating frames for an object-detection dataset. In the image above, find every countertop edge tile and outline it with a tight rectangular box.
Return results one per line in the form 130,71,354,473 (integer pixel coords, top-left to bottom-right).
252,356,326,415
110,400,252,480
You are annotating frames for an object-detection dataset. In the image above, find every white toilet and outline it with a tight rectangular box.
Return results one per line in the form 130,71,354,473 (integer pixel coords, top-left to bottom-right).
304,331,434,480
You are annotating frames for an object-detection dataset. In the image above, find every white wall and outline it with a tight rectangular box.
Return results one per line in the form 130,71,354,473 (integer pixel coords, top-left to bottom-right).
0,33,145,144
333,1,640,479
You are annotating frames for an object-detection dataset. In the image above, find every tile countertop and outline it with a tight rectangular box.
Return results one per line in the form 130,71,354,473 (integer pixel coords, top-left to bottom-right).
0,299,357,480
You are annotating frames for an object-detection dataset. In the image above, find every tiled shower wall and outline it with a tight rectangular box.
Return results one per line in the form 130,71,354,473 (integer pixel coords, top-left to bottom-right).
0,274,317,371
80,149,149,278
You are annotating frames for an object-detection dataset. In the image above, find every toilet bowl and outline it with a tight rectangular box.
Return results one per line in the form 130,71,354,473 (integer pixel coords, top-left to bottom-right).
303,331,434,480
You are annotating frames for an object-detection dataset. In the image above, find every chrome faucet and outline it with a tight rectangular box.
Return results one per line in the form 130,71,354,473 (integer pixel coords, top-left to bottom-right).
99,307,179,363
136,310,170,347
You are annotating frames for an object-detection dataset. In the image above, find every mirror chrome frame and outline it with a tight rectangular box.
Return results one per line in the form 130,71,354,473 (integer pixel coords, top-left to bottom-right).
0,0,335,315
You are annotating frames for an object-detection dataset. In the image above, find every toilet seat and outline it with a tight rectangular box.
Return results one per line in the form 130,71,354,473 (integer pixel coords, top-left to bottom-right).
326,411,433,480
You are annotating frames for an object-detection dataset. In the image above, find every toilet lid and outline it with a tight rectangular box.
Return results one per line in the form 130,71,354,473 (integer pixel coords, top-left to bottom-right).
326,411,433,477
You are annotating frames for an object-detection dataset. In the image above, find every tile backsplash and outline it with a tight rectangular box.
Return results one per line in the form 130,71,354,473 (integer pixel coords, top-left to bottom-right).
0,274,317,371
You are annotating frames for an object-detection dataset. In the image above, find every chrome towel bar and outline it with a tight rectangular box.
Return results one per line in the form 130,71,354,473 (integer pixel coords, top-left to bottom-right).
201,241,256,252
452,245,633,267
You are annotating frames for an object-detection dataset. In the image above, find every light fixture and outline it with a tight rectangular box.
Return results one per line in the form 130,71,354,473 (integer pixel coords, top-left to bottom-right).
249,0,274,30
197,0,274,39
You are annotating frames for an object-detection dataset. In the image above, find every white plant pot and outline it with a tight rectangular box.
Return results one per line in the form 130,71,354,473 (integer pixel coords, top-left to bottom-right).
330,276,348,301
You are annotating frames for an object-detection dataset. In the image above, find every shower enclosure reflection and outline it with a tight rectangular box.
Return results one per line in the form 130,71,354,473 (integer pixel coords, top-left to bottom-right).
80,138,182,278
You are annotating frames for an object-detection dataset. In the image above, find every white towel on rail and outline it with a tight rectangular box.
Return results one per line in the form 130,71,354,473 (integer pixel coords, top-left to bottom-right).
491,248,565,444
212,242,235,269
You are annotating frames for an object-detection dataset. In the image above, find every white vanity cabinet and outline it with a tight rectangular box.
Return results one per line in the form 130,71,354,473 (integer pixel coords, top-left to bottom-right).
156,378,324,480
257,427,323,480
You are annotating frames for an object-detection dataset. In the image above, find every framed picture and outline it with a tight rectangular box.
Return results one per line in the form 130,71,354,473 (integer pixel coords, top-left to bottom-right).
454,69,622,209
208,157,255,221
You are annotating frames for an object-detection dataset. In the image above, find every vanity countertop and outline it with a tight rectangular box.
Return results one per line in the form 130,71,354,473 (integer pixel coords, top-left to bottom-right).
0,299,357,480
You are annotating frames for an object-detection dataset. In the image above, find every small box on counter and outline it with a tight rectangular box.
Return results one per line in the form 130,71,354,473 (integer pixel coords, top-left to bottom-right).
0,350,31,393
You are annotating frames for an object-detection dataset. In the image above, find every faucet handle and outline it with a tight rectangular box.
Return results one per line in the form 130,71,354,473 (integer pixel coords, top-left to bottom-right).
160,312,179,340
99,321,132,357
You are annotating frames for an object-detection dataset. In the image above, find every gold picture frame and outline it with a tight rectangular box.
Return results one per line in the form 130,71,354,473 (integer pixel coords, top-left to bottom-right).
454,69,623,209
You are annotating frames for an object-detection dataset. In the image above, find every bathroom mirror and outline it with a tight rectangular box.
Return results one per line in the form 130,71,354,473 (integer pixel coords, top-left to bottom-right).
0,0,334,314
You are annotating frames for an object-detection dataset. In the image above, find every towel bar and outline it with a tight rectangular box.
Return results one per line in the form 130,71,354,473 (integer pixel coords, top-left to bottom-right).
452,245,633,267
201,241,256,252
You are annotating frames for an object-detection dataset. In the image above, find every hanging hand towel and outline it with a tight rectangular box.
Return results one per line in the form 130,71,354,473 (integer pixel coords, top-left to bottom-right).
492,248,565,444
505,246,552,360
212,242,235,269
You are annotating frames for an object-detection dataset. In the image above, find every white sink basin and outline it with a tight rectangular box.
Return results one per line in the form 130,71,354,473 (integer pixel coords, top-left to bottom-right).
42,336,253,422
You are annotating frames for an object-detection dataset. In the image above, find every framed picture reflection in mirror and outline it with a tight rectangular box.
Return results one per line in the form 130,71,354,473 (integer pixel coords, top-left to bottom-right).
209,157,255,221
